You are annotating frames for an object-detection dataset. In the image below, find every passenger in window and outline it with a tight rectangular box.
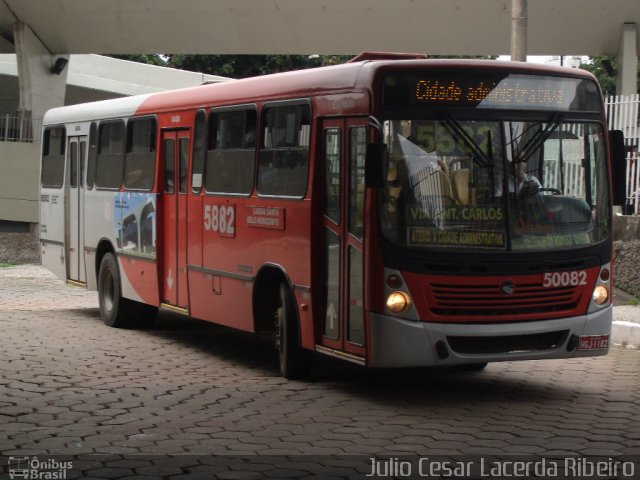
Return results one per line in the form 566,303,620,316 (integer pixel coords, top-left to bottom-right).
260,156,281,193
242,128,256,149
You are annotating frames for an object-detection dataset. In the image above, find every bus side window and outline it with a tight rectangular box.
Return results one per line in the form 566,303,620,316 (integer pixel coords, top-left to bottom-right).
86,123,97,189
191,110,206,194
70,142,78,188
205,107,256,195
349,126,367,239
257,103,310,198
41,127,66,189
324,128,341,224
124,117,156,191
95,120,125,189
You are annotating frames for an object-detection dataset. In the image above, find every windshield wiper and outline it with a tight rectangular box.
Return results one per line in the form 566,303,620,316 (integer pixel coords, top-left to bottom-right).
513,114,563,164
440,112,493,169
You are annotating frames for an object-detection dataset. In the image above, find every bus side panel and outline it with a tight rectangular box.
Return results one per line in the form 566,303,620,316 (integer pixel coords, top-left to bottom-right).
187,196,255,332
294,290,315,350
84,247,98,290
192,197,312,336
187,192,203,280
119,256,159,305
186,192,203,314
40,188,67,281
190,196,255,332
188,270,255,332
115,192,160,306
83,190,120,287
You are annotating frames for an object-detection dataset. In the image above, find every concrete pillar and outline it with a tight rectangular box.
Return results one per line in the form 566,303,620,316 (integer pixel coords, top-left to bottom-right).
511,0,527,62
616,23,638,96
14,22,68,132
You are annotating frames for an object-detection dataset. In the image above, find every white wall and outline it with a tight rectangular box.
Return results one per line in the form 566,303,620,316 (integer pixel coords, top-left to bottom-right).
0,142,40,222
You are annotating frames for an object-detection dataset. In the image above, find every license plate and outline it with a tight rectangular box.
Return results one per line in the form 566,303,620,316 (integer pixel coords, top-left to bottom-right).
578,335,609,351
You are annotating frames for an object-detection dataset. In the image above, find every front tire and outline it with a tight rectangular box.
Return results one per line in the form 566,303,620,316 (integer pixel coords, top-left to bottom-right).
275,282,311,379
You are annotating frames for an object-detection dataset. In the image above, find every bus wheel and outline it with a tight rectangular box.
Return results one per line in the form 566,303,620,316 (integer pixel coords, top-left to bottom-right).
98,252,134,328
275,282,311,379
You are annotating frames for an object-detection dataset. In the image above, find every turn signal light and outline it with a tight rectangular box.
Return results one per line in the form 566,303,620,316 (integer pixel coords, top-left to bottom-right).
592,285,609,305
386,274,403,288
386,291,410,313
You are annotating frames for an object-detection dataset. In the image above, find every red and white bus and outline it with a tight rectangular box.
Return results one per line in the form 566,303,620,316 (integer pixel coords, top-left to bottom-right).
40,54,625,378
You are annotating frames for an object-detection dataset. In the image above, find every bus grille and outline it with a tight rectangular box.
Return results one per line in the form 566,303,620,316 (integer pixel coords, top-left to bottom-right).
428,281,581,318
447,330,570,354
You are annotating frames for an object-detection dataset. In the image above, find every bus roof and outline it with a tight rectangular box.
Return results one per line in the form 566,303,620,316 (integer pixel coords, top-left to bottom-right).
43,58,597,126
43,93,154,126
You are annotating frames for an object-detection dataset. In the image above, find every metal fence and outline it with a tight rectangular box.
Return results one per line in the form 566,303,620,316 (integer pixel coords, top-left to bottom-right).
606,94,640,214
626,151,640,214
0,114,41,143
607,94,640,146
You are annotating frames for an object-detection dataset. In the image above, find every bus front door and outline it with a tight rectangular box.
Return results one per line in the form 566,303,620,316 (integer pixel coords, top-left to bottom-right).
320,118,367,360
160,130,190,310
66,136,87,283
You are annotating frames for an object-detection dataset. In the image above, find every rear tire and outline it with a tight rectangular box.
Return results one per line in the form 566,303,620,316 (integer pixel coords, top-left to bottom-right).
98,253,157,328
275,282,311,379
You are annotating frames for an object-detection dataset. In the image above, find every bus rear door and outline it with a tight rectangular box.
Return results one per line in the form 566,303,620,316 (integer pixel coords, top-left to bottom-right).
160,130,190,310
66,135,87,283
319,118,368,362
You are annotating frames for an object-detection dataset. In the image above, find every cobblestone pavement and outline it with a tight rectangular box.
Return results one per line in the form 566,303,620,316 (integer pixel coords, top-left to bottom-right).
1,265,639,479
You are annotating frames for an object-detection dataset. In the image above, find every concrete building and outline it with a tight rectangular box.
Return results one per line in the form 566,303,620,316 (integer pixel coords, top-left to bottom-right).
0,54,227,227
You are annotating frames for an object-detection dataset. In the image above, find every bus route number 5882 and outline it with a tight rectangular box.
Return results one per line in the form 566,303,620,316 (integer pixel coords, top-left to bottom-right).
204,204,235,237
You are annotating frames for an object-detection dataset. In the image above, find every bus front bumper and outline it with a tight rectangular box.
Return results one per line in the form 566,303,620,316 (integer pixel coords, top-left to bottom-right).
369,306,612,368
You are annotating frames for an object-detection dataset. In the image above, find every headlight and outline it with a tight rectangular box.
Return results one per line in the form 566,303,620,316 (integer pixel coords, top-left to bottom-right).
386,291,410,313
592,285,609,305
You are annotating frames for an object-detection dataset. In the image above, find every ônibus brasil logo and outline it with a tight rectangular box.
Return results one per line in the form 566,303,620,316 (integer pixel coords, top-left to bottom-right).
8,457,72,479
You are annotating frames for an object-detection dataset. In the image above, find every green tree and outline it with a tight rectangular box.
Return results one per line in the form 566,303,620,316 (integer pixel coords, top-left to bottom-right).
581,55,640,96
107,53,496,79
165,54,350,78
106,53,351,78
165,54,497,78
580,56,617,96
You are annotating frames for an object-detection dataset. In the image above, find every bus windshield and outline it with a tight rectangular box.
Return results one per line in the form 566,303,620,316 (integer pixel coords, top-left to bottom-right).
380,118,610,251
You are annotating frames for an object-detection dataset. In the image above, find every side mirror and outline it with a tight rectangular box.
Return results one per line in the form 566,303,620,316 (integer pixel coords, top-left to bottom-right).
365,143,388,189
609,130,626,207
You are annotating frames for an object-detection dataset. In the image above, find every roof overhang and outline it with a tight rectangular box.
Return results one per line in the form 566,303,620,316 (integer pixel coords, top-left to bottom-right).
0,0,638,56
0,53,228,97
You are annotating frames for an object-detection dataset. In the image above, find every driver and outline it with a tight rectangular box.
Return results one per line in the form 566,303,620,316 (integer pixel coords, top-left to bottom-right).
496,160,541,196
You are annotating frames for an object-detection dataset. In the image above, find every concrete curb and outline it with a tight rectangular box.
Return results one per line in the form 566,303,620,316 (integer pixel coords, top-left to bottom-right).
612,312,640,349
612,289,639,349
612,321,640,349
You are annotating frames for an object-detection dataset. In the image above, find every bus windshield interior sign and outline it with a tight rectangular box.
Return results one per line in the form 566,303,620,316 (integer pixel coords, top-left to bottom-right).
382,72,602,112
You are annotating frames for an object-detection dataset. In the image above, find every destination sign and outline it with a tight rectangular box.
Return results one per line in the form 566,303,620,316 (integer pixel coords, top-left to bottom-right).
407,205,504,224
407,227,506,248
382,72,601,112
